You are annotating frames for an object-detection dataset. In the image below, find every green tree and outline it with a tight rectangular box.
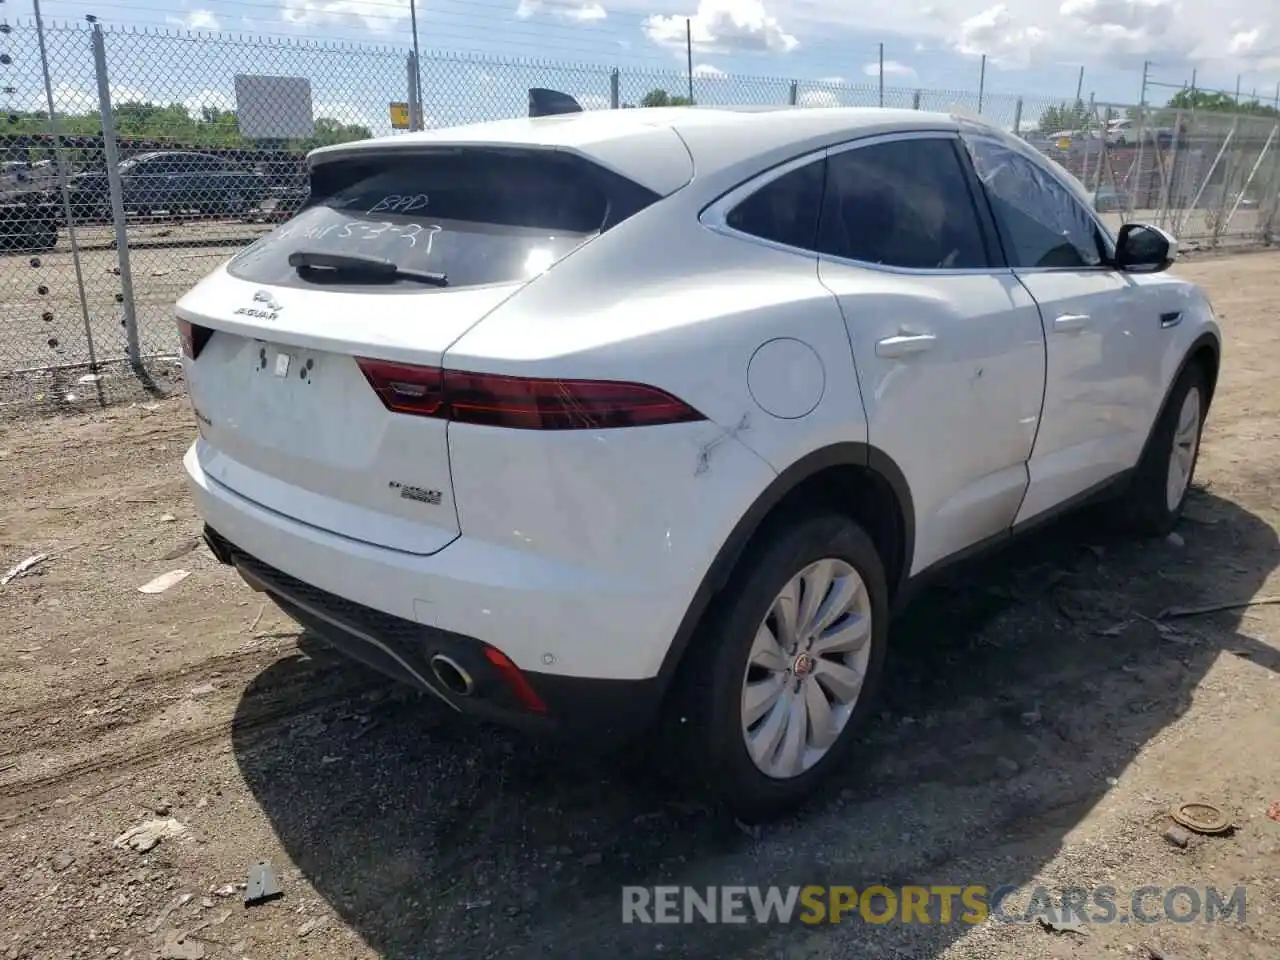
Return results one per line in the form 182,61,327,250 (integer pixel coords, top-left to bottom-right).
640,88,694,108
1036,101,1091,133
1140,89,1280,126
293,116,374,151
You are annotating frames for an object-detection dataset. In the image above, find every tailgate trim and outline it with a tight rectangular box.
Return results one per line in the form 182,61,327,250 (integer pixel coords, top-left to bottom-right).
195,438,460,558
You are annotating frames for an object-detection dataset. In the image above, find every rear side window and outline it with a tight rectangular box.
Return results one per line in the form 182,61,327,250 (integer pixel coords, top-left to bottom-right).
227,149,659,291
817,137,994,270
725,159,826,251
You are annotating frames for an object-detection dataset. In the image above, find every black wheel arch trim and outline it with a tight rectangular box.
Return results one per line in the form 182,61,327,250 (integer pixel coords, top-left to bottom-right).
1134,331,1220,472
654,441,914,692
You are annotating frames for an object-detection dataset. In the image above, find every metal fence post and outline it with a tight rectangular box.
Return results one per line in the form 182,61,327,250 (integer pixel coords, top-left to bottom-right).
912,89,921,110
406,51,421,130
1224,122,1277,233
878,43,884,107
977,54,986,115
1183,118,1236,237
610,68,620,109
1012,97,1022,135
788,80,797,106
34,0,97,373
91,22,140,367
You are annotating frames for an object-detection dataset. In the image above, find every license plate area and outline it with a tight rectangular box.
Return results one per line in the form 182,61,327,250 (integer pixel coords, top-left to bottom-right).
255,341,317,386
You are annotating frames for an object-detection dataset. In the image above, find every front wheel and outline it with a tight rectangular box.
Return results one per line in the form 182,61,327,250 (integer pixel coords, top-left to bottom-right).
1113,362,1207,536
678,512,890,823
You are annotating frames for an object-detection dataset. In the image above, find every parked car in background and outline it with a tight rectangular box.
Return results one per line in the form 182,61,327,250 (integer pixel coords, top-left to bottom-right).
1092,184,1133,212
68,150,270,219
178,98,1220,823
1105,118,1132,145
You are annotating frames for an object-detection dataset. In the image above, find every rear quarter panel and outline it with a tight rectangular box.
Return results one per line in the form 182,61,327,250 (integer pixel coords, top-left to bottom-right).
440,197,869,675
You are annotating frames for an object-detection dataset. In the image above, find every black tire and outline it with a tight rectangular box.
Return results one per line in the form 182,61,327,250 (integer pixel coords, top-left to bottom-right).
1113,361,1208,536
30,220,57,253
674,511,890,824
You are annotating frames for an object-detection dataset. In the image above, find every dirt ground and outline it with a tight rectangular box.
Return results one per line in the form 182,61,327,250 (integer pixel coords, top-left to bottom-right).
0,220,272,407
1,251,1279,960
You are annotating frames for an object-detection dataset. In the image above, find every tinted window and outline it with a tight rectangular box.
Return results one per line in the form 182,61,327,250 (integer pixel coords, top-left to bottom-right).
817,138,992,269
725,159,825,250
228,150,657,291
963,135,1107,268
133,156,170,174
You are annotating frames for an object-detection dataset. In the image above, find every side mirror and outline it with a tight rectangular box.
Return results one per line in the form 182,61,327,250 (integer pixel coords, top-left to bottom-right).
1115,222,1176,273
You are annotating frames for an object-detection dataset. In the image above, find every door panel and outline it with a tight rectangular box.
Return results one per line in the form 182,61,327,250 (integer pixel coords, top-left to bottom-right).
1012,269,1158,522
956,128,1163,524
821,263,1045,573
815,133,1047,574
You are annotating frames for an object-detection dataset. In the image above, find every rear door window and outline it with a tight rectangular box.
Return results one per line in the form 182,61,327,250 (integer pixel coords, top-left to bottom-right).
228,149,658,291
817,136,995,270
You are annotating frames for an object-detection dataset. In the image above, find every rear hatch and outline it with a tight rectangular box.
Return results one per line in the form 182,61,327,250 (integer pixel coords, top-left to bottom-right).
177,146,661,555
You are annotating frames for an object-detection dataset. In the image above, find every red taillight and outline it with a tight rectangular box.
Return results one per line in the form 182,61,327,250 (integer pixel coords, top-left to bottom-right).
483,646,548,714
355,358,705,429
177,319,212,360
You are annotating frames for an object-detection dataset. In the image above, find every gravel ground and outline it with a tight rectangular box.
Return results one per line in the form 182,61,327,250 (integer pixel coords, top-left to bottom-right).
0,251,1277,960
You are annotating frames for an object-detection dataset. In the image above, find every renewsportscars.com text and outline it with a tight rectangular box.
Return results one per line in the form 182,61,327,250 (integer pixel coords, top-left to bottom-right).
621,885,1247,926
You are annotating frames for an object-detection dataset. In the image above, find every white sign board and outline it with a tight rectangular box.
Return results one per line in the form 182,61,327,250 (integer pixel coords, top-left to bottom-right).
234,74,315,140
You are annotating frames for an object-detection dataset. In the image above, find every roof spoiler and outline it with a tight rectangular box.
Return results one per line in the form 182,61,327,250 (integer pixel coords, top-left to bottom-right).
529,88,584,118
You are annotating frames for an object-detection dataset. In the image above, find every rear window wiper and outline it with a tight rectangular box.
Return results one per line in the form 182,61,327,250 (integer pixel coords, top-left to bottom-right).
287,250,449,286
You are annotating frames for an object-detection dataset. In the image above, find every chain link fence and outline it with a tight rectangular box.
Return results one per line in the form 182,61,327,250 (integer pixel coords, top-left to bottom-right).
3,18,1278,412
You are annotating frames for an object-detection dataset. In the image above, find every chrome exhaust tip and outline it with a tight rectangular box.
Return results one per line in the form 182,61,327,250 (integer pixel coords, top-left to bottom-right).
429,653,475,697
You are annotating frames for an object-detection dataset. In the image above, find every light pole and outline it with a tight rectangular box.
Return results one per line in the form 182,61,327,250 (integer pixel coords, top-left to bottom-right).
408,0,423,129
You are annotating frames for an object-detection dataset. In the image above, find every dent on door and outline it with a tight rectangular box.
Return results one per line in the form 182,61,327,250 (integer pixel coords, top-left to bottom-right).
821,266,1045,573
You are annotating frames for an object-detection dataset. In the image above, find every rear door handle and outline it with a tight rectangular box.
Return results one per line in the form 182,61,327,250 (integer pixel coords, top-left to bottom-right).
875,333,936,358
1053,313,1090,333
1160,311,1183,328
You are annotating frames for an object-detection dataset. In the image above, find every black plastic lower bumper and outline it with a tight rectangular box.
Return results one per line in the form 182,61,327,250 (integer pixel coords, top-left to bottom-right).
203,525,665,743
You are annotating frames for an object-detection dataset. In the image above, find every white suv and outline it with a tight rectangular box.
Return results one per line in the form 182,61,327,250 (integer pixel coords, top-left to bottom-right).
179,100,1220,823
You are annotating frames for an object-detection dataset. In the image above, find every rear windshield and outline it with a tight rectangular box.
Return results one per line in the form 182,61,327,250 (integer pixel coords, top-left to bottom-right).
227,149,657,291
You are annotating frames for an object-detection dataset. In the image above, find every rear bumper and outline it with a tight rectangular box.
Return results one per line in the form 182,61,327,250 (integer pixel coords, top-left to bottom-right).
183,437,680,682
203,525,665,741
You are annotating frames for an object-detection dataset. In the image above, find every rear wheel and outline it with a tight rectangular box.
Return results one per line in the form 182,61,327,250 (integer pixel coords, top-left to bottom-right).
1113,362,1207,536
678,512,890,823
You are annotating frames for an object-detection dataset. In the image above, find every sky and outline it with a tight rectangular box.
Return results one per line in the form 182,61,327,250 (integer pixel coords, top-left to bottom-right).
15,0,1280,137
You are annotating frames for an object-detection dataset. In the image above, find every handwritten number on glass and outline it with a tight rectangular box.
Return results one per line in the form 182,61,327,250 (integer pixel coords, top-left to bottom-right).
368,194,430,214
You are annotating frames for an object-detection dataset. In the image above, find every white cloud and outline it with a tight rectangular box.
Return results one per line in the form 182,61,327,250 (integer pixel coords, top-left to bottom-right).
693,63,727,77
183,89,235,116
862,60,917,79
645,0,798,55
314,100,381,127
166,9,221,31
281,0,411,34
797,89,840,107
955,4,1048,66
34,84,150,113
515,0,607,21
580,0,1280,77
899,0,1280,73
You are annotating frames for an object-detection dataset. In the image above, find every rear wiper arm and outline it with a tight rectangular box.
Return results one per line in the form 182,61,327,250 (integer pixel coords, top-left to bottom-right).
287,249,448,286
